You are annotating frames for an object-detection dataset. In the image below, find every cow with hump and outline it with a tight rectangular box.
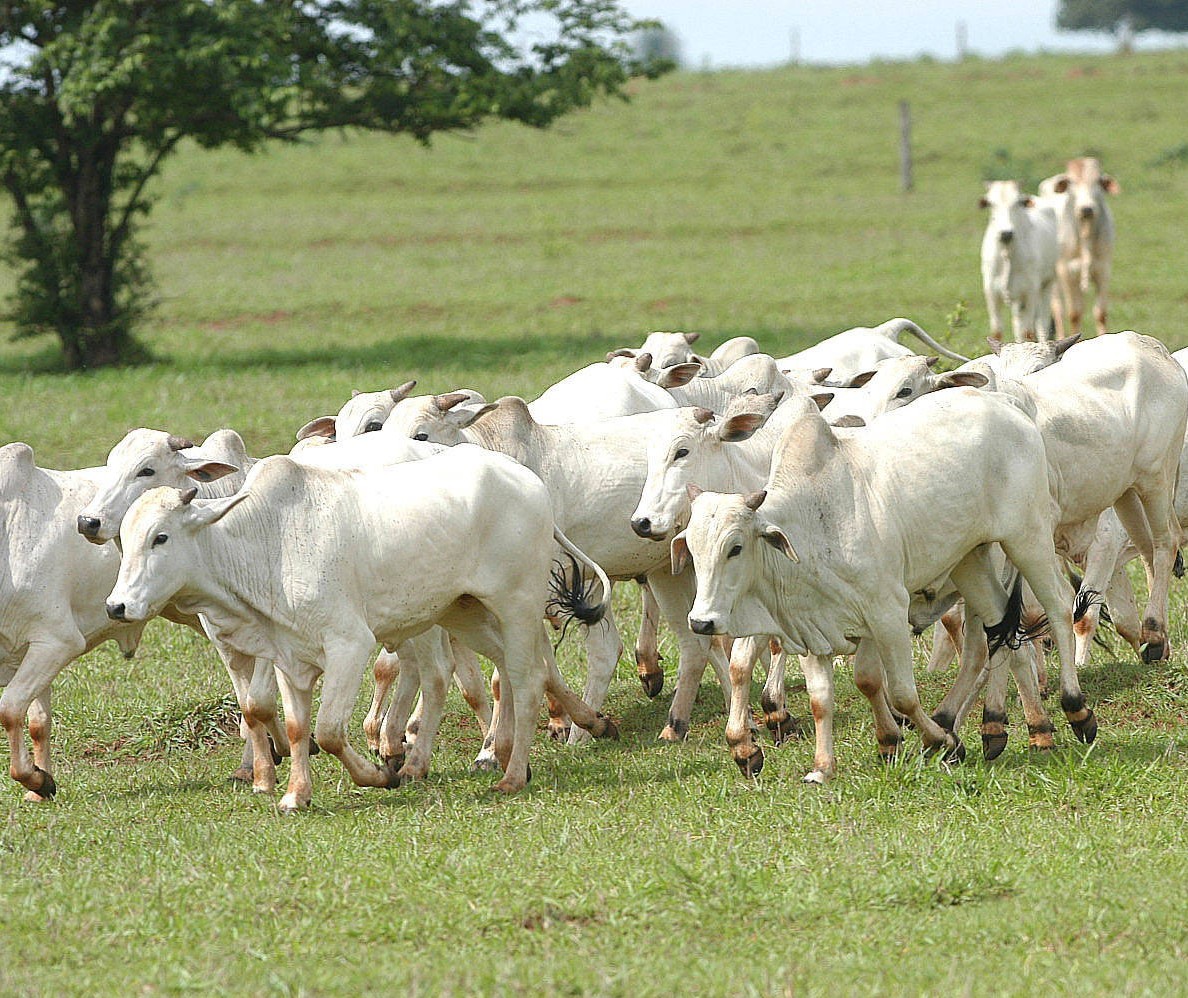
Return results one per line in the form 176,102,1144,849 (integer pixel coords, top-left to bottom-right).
671,386,1086,783
106,445,616,811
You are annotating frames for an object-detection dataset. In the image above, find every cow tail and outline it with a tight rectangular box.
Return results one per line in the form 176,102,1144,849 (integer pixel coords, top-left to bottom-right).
546,528,612,630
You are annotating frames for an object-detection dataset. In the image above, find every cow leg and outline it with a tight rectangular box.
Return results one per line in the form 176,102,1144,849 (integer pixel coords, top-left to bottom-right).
1102,560,1144,658
23,689,53,803
542,628,618,741
364,649,400,754
1066,260,1085,336
635,579,665,698
0,633,85,800
493,620,549,794
314,633,402,792
275,670,315,813
1000,534,1087,744
472,669,502,772
1005,645,1055,751
650,571,716,742
1092,258,1111,336
724,637,764,777
927,604,964,673
449,636,492,737
985,286,1004,344
798,653,840,783
1010,297,1029,343
566,609,622,745
378,646,419,768
226,651,279,794
396,631,452,783
1073,511,1131,669
760,638,800,743
1114,486,1176,662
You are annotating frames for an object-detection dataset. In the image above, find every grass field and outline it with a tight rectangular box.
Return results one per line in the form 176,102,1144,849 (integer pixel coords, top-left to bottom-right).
4,49,1188,996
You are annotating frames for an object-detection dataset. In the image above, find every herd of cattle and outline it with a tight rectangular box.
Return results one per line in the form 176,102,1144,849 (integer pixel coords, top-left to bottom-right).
3,157,1183,812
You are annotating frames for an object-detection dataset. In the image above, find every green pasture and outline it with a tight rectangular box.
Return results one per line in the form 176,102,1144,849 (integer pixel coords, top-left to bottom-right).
4,50,1188,995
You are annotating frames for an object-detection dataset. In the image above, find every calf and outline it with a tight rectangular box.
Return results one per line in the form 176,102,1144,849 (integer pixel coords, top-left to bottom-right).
980,180,1060,343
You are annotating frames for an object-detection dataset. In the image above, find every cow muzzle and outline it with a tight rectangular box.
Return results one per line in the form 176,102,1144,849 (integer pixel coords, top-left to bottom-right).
689,616,719,636
631,516,665,540
997,230,1014,245
106,601,128,621
77,515,103,540
1078,204,1095,220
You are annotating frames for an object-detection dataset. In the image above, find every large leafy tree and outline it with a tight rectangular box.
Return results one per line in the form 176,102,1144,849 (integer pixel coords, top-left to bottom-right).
0,1,651,370
1057,0,1188,37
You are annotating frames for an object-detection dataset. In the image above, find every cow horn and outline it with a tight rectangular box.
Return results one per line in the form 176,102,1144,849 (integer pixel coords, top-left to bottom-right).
434,392,470,412
926,355,939,368
692,407,714,424
390,380,417,403
743,490,767,510
179,487,198,505
682,331,700,344
351,389,362,398
634,352,653,372
606,348,635,361
167,435,195,452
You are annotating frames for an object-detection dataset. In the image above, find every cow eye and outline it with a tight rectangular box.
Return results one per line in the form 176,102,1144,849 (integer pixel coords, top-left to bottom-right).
364,421,383,433
137,467,155,478
895,386,913,399
413,432,429,442
727,543,742,558
152,533,168,548
674,448,689,460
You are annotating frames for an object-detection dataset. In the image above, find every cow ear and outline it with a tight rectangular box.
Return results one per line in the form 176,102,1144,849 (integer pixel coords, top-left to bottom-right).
670,531,690,575
761,524,799,562
934,371,988,390
658,362,702,389
1052,175,1070,194
978,196,990,209
719,411,766,442
295,416,336,442
187,490,250,527
830,414,866,428
606,348,636,362
1101,174,1120,195
448,401,499,428
1054,332,1081,356
682,331,700,344
810,392,834,411
1021,196,1035,208
181,458,239,483
846,370,877,388
986,337,1003,355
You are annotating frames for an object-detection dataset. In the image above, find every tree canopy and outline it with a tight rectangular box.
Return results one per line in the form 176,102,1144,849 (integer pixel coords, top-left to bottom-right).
1057,0,1188,35
0,1,654,369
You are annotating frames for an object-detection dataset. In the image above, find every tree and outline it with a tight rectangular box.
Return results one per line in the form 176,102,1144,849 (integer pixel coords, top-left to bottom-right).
0,1,653,370
1056,0,1188,43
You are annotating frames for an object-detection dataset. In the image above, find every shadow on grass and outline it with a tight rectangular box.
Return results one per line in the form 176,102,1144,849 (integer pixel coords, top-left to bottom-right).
0,323,849,377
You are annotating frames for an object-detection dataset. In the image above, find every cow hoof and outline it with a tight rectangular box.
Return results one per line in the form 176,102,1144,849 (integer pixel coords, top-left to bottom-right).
31,767,57,799
277,794,307,814
639,671,664,699
547,723,571,742
471,754,500,773
734,747,764,778
982,730,1009,762
229,766,254,784
1140,639,1169,664
492,777,525,794
803,769,829,785
767,713,802,745
594,715,620,740
23,789,51,804
1071,708,1098,744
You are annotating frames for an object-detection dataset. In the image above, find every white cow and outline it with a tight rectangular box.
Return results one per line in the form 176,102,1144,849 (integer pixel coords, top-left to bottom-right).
673,388,1081,783
979,180,1060,343
294,381,418,441
106,446,617,810
1039,157,1119,338
819,355,988,425
777,318,970,383
0,444,145,800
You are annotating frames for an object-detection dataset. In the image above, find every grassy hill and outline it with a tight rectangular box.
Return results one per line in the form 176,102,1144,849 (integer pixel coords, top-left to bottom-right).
4,49,1188,462
4,50,1188,996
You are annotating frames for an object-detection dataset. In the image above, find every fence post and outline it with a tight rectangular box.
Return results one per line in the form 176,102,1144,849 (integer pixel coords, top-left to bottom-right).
899,100,913,193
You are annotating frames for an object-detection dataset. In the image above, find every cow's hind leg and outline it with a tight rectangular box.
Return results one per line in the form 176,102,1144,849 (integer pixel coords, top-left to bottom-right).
1115,486,1177,663
364,649,400,754
635,579,665,698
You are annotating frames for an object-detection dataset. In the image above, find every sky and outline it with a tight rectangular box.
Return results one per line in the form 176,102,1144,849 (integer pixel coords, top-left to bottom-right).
616,1,1186,68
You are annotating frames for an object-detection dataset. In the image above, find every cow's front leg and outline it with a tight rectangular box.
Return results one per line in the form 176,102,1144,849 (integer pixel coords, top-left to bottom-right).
363,649,400,754
635,579,665,698
725,637,764,777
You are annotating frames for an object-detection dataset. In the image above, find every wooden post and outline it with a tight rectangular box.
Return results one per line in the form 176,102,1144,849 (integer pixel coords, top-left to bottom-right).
899,100,913,193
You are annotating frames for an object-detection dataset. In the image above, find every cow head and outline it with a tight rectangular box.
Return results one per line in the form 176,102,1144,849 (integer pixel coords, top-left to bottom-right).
106,485,249,622
980,180,1033,248
78,429,241,545
380,390,496,446
675,488,797,638
608,331,704,373
828,355,988,423
1050,157,1119,226
988,333,1081,379
632,392,799,542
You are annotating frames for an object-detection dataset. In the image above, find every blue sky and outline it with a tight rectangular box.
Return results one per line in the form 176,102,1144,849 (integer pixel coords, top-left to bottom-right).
618,1,1185,68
